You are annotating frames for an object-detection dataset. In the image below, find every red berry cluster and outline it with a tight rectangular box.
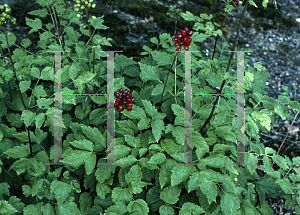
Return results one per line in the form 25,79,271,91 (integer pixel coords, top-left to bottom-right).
172,27,193,53
232,0,239,5
114,88,135,112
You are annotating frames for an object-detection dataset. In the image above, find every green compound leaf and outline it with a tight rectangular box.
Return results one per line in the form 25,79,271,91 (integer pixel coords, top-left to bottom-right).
25,17,42,34
151,51,173,66
32,85,47,99
151,83,164,96
0,33,16,48
4,144,31,159
35,113,45,129
61,150,96,175
56,201,82,215
0,200,18,214
171,126,184,145
179,202,204,215
220,192,240,215
81,125,106,150
21,110,36,127
106,201,127,214
148,152,166,165
151,119,164,143
125,165,146,194
127,199,149,214
124,135,140,148
6,113,23,128
139,63,160,82
79,193,92,215
90,16,109,30
96,182,112,199
50,180,72,204
41,203,55,215
159,205,175,215
23,203,43,215
142,100,157,117
19,81,31,93
111,187,133,204
69,139,94,152
160,185,181,205
171,165,196,187
0,182,10,199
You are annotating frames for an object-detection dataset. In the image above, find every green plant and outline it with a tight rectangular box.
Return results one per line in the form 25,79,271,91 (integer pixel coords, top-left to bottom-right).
0,0,300,214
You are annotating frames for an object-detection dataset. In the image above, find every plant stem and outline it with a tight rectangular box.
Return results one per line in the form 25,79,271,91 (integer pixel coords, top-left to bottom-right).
200,0,249,137
2,23,32,156
159,52,178,111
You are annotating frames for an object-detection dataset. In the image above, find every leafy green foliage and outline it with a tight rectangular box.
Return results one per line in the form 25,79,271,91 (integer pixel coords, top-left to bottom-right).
1,0,300,215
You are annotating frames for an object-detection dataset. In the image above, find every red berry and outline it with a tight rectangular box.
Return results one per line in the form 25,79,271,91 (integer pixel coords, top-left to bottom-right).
177,31,181,35
184,45,189,51
181,30,187,36
177,34,182,40
115,93,120,98
127,98,131,102
131,97,135,102
179,41,184,45
186,42,191,46
127,106,132,111
127,91,131,95
183,37,188,42
118,104,123,111
124,89,128,94
184,27,189,32
176,48,181,53
174,42,179,47
187,30,193,37
172,37,178,42
118,88,123,93
114,101,119,106
127,102,133,107
187,38,192,43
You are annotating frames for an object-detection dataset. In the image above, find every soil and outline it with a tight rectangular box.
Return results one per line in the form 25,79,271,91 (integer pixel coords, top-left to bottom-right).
1,0,300,214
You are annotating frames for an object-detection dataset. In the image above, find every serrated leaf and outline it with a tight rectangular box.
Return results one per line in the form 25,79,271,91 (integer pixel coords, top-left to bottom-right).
139,62,160,82
127,199,149,214
179,202,204,215
148,153,166,165
61,150,96,175
50,180,72,203
56,201,82,215
70,139,94,151
220,192,240,214
19,81,31,93
111,187,133,204
0,182,10,199
23,203,43,215
96,182,112,199
35,113,45,129
0,200,18,214
160,186,181,205
41,203,55,215
151,119,164,143
172,126,185,145
171,165,196,186
159,205,175,215
21,110,36,127
79,192,92,215
4,144,30,159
